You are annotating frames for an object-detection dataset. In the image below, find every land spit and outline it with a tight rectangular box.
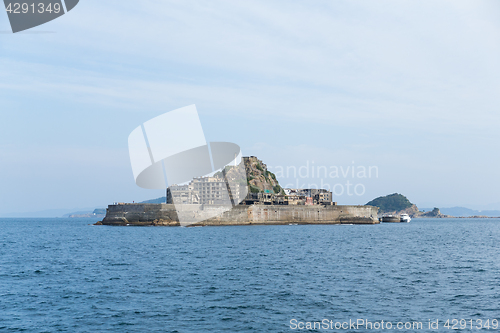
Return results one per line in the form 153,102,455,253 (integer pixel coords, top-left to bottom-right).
98,203,379,226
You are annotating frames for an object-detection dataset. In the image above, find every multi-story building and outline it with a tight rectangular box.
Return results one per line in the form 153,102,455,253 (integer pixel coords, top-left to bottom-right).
284,188,333,205
315,191,333,204
167,184,194,204
167,176,245,205
167,181,332,206
191,177,230,205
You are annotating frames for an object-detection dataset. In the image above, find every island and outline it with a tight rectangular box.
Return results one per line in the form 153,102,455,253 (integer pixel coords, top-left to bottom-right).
366,193,453,218
98,157,379,226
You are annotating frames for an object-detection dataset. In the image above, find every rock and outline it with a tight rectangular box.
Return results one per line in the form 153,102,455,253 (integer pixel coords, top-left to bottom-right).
243,156,282,194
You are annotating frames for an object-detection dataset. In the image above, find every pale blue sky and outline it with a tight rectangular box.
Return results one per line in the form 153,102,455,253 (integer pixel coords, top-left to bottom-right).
1,0,500,216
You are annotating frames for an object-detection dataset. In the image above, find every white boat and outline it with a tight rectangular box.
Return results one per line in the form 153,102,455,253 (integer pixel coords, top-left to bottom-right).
400,214,411,223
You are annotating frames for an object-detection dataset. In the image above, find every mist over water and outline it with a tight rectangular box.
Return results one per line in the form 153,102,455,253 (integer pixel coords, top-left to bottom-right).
1,218,499,332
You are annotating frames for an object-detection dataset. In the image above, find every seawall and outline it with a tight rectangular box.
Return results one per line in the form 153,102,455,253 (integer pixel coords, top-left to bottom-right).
100,204,379,226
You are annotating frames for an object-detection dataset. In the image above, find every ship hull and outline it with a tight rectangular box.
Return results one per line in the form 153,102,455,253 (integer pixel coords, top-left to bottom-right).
380,216,401,223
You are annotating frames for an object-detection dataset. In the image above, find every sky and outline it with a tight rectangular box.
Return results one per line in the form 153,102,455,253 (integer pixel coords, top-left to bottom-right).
1,0,500,216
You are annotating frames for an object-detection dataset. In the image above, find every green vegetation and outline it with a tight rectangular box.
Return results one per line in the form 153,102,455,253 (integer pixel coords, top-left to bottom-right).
366,193,412,213
249,185,261,193
235,178,247,186
243,157,282,194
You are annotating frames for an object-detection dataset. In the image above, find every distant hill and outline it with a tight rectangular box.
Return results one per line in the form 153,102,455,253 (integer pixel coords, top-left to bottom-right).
64,208,106,218
66,198,166,217
140,197,166,204
366,193,413,213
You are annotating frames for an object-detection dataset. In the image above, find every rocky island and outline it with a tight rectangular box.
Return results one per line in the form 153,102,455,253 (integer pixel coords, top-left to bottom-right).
98,157,379,226
366,193,453,218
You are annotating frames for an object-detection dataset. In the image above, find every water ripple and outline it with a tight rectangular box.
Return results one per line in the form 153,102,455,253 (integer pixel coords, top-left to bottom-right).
0,218,499,332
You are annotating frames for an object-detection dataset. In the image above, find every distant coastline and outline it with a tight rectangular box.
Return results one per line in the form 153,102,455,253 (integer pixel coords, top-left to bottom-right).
367,193,500,219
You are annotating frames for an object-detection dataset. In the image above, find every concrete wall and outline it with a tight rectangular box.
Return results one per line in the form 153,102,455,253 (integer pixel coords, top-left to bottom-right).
101,203,379,226
103,204,180,226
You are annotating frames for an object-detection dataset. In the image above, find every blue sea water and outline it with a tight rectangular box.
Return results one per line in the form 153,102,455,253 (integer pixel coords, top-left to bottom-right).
0,218,499,332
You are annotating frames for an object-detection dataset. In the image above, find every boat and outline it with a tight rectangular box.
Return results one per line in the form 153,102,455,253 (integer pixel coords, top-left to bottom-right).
400,214,411,223
380,215,400,223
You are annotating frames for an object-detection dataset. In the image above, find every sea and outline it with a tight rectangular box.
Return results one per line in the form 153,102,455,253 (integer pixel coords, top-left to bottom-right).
0,218,499,332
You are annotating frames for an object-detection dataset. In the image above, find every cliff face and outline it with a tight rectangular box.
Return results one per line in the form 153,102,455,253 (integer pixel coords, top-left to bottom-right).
243,156,282,194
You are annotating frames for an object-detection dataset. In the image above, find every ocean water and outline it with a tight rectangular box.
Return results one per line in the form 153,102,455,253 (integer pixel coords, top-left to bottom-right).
0,218,499,332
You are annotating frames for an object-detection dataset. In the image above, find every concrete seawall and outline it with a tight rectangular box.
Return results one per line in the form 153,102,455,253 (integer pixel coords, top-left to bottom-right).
100,204,379,226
